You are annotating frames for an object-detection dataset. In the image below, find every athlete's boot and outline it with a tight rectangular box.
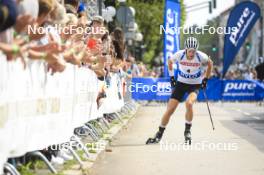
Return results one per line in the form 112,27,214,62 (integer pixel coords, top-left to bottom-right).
146,126,165,144
184,123,192,145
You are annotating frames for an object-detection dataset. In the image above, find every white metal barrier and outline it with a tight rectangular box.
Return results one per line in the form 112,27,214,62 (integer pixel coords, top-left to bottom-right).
0,54,126,174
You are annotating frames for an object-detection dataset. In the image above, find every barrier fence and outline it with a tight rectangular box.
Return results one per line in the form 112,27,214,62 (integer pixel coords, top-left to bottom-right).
0,53,136,174
131,78,264,101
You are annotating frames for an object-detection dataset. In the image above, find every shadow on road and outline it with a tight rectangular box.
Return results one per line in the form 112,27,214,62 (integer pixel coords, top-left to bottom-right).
220,116,264,153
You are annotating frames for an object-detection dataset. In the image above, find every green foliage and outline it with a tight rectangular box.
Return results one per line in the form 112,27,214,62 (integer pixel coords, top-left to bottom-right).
17,162,35,175
88,149,97,154
126,0,186,65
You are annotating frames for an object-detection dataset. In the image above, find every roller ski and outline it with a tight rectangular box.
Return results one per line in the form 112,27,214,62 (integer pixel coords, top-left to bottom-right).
184,123,192,145
184,130,192,145
146,127,165,145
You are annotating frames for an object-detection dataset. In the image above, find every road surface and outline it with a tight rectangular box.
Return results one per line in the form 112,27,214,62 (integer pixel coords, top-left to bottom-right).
91,102,264,175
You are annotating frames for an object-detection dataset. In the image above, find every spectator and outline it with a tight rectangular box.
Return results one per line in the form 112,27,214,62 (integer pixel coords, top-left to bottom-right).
0,0,17,32
111,27,125,60
77,2,86,18
126,56,140,77
65,0,79,14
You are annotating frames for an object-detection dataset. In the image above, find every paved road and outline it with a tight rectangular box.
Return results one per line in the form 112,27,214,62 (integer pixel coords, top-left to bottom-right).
91,102,264,175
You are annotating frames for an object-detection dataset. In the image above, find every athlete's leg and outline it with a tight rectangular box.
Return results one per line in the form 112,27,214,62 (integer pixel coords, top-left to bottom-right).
184,91,198,144
147,99,179,143
185,92,198,122
161,98,180,126
146,91,182,144
157,91,182,140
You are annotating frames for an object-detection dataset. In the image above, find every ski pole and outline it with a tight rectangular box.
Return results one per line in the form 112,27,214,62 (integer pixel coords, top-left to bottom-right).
202,88,215,130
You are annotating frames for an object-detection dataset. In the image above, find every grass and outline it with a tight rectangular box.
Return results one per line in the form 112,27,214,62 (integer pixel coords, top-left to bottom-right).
122,116,130,119
33,160,46,169
112,120,120,125
17,162,35,175
77,150,87,161
63,159,77,170
86,142,97,149
88,149,97,154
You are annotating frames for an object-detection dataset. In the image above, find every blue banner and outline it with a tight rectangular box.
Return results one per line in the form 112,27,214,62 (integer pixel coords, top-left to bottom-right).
131,78,171,101
163,0,181,77
221,80,261,101
131,78,264,101
223,1,261,77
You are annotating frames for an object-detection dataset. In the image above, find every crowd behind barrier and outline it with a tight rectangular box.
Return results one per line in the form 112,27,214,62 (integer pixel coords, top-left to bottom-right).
0,53,135,174
1,0,263,174
0,0,140,174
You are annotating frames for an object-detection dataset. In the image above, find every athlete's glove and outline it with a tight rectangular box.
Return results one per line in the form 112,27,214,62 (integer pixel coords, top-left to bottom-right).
170,76,177,88
202,78,208,89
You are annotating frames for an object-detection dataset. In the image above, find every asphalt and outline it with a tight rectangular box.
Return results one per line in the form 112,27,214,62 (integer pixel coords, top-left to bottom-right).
90,102,264,175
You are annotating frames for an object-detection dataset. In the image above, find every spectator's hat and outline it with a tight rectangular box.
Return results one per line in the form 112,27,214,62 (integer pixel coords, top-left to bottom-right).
78,2,86,13
52,2,70,25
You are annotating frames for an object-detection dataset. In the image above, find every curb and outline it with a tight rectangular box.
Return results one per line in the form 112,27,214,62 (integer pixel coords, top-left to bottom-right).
62,104,140,175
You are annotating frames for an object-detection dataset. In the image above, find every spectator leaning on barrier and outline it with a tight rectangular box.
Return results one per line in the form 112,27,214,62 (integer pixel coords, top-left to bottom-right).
27,0,67,75
0,0,135,167
65,0,79,14
0,0,17,32
0,0,113,75
0,0,38,65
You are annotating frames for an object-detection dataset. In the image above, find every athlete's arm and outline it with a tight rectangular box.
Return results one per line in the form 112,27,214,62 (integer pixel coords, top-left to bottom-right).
168,51,183,71
204,57,213,79
198,51,213,79
168,59,173,71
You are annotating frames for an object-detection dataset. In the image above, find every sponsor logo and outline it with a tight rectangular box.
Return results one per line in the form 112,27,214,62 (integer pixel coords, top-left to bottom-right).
179,70,201,79
224,82,256,93
229,7,255,46
180,61,201,67
165,7,180,69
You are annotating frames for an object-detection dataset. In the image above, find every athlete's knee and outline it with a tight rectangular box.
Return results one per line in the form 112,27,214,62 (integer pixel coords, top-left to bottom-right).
166,105,176,115
185,100,194,109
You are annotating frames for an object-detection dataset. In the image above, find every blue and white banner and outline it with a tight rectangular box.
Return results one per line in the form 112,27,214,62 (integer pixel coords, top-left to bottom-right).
131,78,264,101
163,0,181,77
223,1,261,77
131,78,172,101
221,80,259,101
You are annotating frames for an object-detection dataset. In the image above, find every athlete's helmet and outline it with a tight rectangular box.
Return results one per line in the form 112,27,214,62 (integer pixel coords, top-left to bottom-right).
184,37,199,50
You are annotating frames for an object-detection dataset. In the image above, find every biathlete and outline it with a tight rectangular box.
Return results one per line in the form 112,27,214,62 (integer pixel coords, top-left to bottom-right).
146,37,213,145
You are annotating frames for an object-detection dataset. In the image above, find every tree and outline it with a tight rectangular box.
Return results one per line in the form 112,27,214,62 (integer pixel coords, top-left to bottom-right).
126,0,186,65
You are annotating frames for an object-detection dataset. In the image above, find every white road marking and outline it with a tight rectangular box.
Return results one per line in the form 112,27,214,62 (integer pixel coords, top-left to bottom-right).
243,112,251,116
236,109,241,112
234,108,252,116
232,108,261,120
253,116,261,120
